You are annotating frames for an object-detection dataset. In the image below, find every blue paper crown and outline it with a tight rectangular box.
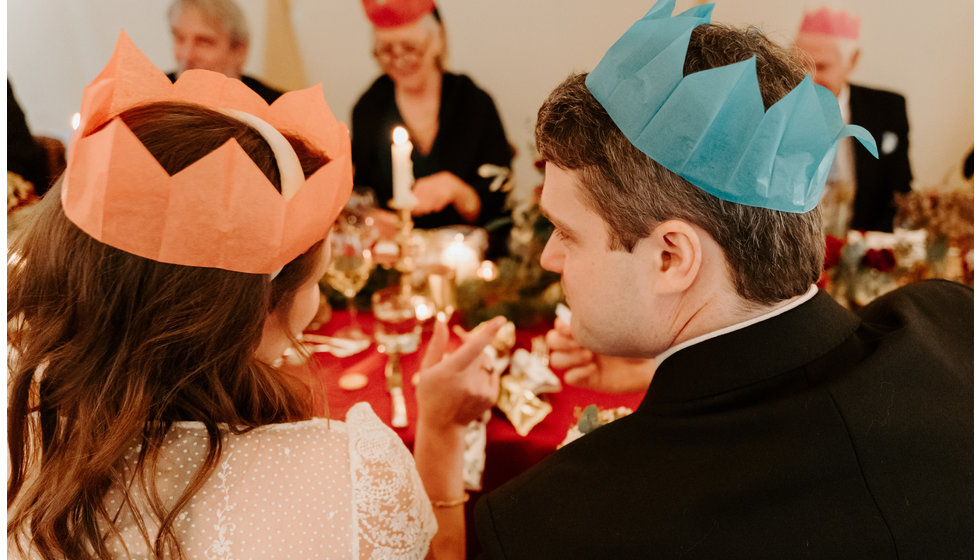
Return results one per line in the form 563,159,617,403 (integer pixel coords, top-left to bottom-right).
585,0,878,213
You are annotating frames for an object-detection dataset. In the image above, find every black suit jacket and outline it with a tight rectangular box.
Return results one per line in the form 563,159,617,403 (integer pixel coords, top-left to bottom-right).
165,72,284,104
848,84,913,232
476,281,972,559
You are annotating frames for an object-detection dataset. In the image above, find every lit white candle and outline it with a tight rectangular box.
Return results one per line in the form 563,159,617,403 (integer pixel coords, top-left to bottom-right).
390,126,416,209
442,233,480,279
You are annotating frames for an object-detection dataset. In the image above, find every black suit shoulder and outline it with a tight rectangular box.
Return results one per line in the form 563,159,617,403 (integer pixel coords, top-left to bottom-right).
849,83,905,104
477,280,973,559
849,84,908,130
238,75,284,104
165,71,283,104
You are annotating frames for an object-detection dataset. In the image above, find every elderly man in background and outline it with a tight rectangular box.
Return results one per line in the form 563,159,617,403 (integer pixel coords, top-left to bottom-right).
795,6,912,234
167,0,284,103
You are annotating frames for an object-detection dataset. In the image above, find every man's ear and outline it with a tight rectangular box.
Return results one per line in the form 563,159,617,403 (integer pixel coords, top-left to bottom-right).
647,219,702,294
847,48,861,74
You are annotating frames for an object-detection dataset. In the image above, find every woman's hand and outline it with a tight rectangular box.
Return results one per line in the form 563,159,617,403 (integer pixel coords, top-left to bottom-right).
416,316,506,430
546,318,656,394
411,172,481,222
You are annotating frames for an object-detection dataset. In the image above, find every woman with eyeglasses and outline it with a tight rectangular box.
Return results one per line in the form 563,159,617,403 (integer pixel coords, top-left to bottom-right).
352,0,513,241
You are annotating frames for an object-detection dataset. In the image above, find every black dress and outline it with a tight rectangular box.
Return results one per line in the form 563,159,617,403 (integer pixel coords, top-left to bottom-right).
351,73,512,233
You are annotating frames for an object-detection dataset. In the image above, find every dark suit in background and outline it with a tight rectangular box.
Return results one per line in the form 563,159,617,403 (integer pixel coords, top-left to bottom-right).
166,71,283,104
848,84,913,232
8,79,50,195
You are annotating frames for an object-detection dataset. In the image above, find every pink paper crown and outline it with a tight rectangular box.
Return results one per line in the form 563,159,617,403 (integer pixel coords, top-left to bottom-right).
61,31,352,274
799,6,860,40
361,0,435,28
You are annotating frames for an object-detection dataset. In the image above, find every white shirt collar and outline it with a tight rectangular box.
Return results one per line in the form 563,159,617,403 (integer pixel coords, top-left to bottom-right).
837,84,851,124
651,285,820,370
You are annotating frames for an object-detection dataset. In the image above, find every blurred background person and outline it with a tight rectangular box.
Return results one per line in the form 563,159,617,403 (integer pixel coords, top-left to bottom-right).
8,80,50,197
351,0,513,246
8,79,67,200
794,6,912,234
167,0,284,103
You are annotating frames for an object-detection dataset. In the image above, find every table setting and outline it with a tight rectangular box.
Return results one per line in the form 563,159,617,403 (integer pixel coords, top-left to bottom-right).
277,126,646,546
820,188,974,307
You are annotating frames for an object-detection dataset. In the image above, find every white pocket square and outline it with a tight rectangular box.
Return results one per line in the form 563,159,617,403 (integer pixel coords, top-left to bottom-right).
880,131,899,155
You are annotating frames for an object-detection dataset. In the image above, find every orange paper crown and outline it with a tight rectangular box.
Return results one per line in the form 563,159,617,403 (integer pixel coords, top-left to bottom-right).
61,31,353,274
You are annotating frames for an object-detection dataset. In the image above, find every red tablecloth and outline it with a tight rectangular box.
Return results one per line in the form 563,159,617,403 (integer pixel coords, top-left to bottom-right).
302,310,645,557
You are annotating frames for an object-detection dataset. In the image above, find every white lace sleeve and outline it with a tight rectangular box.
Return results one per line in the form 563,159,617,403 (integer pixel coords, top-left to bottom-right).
346,402,437,560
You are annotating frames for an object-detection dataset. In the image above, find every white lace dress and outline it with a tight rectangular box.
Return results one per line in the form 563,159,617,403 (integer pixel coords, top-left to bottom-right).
95,402,436,559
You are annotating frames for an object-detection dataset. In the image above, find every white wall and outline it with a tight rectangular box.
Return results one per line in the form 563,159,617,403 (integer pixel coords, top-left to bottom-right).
7,0,974,203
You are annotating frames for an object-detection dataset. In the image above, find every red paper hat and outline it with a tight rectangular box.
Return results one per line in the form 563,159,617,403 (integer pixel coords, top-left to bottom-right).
61,31,352,275
361,0,435,28
798,6,860,40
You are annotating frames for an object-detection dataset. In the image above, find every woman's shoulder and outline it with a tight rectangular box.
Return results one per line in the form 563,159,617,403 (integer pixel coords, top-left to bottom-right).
345,403,437,558
443,72,490,97
344,402,413,461
354,75,395,110
442,72,501,115
169,405,397,446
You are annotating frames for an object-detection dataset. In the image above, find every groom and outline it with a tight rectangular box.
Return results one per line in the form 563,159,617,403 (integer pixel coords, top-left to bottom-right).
474,2,972,558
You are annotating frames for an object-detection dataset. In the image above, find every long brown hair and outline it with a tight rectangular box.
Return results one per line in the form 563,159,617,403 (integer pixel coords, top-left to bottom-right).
8,102,331,559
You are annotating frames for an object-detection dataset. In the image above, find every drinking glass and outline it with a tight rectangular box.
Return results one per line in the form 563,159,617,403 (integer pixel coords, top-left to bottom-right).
324,221,374,342
371,286,422,355
422,264,457,322
371,286,421,428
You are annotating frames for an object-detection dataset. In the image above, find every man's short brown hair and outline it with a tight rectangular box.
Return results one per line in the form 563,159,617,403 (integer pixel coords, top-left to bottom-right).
536,23,824,304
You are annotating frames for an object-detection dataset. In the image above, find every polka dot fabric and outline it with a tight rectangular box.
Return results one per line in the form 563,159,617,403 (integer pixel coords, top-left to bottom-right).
95,402,436,559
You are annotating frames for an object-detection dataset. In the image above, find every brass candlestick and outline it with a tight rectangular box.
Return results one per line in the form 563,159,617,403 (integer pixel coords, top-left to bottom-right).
377,206,416,429
394,206,416,292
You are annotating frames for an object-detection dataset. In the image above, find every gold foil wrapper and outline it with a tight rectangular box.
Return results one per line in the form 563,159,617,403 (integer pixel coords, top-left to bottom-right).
492,321,517,355
497,375,552,437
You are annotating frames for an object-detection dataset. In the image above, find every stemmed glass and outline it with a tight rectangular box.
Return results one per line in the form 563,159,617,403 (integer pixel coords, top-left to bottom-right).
324,220,374,343
371,286,422,428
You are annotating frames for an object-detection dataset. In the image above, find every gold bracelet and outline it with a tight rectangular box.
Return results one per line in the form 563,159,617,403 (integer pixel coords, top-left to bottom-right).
431,494,470,508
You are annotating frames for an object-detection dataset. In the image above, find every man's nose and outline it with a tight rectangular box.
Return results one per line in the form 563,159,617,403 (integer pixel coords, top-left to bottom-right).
539,234,563,273
174,40,195,67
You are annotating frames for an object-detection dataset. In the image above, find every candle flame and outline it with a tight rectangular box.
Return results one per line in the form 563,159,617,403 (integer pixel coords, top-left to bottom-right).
413,296,434,321
71,112,81,130
476,260,498,281
392,126,409,145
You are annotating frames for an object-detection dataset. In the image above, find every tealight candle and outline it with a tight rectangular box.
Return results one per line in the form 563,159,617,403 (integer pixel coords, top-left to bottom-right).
442,233,480,279
390,126,416,209
476,260,498,281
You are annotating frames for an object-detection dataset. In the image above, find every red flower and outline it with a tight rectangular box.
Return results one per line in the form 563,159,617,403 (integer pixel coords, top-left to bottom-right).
861,248,897,273
824,235,844,270
817,270,830,289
